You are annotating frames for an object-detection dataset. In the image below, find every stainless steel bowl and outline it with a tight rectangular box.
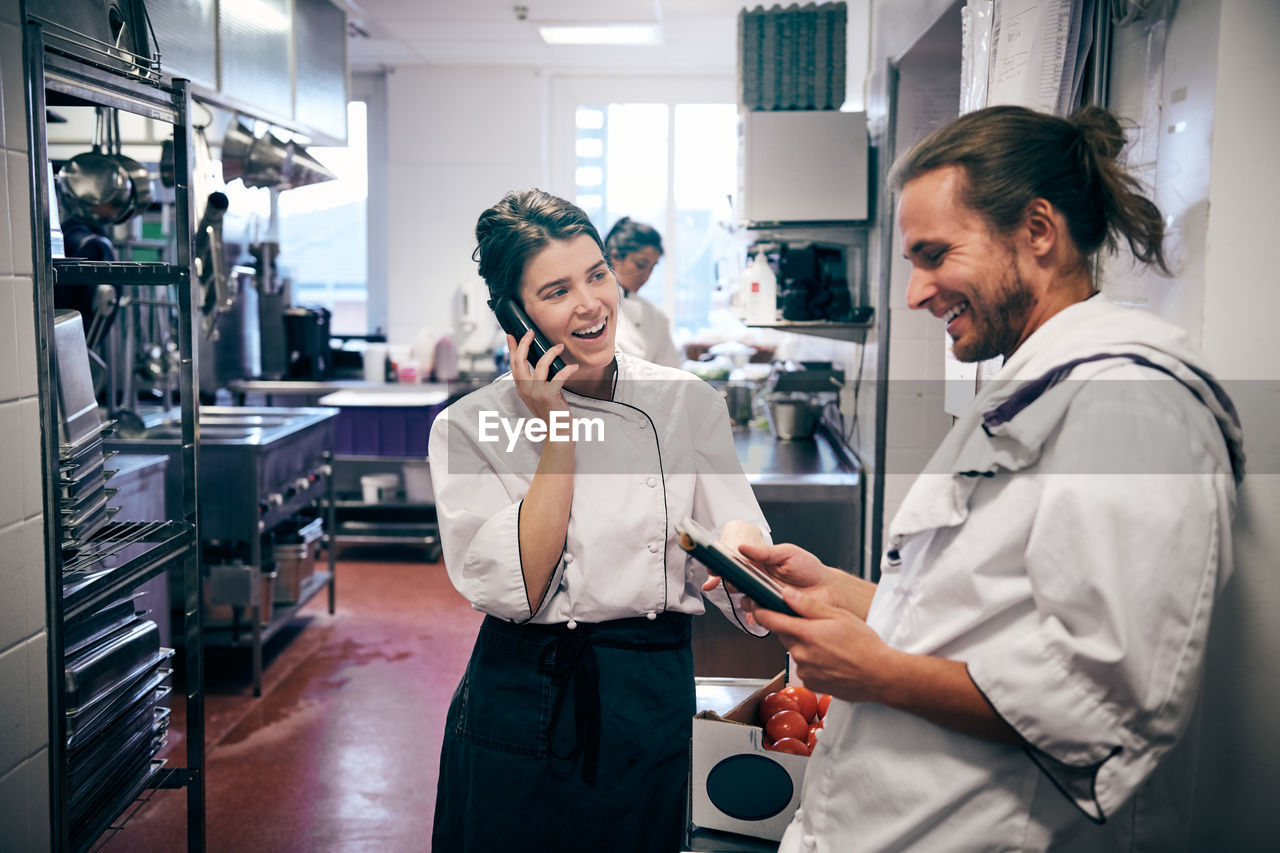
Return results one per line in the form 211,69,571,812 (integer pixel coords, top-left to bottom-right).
765,398,819,441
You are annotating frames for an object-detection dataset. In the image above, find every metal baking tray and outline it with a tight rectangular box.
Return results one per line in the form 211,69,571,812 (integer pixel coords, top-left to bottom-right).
53,310,103,448
59,446,108,503
68,732,158,831
64,620,162,711
66,669,171,750
65,595,141,658
69,694,159,805
60,489,118,548
62,484,115,527
71,757,167,852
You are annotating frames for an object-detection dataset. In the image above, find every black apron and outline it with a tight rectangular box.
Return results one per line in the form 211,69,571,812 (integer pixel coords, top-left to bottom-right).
432,612,694,853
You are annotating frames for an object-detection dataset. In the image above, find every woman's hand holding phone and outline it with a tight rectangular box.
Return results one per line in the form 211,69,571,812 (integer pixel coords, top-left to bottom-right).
507,330,579,425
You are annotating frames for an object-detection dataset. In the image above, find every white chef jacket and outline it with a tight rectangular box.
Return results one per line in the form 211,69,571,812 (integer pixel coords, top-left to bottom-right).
614,287,683,368
428,349,769,630
782,296,1242,853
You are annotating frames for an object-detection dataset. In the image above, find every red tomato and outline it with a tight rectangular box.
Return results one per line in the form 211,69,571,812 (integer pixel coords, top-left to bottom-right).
768,737,811,756
780,686,819,722
806,726,820,751
817,693,832,718
765,709,810,742
759,691,803,724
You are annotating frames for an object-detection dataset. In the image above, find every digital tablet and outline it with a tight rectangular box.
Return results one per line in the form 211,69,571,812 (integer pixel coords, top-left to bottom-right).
675,516,799,617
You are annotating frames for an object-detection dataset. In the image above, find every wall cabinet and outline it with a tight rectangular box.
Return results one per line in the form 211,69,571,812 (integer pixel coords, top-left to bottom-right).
739,110,870,226
148,0,349,143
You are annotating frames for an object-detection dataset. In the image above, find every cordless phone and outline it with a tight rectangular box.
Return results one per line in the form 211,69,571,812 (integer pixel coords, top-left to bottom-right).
494,297,567,379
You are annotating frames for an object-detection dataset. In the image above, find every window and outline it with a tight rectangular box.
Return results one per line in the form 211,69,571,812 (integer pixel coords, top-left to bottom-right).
222,100,370,335
572,101,740,339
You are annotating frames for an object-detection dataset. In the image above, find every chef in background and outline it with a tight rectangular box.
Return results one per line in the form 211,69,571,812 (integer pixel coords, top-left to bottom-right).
607,217,683,367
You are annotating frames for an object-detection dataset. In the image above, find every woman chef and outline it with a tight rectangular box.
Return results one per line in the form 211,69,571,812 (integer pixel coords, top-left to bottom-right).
428,189,769,852
606,217,683,367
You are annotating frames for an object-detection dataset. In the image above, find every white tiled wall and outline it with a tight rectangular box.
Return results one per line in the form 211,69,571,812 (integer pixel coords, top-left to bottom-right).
0,4,52,851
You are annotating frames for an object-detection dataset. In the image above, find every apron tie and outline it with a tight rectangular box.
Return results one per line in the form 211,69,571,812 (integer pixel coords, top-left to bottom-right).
539,628,602,784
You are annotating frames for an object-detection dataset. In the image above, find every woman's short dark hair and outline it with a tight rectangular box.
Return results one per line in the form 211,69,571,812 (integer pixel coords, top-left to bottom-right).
473,189,605,308
889,105,1170,275
604,217,664,260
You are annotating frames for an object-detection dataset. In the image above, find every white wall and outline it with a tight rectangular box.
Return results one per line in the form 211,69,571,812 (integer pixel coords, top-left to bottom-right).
384,66,550,346
1187,0,1280,845
0,4,52,851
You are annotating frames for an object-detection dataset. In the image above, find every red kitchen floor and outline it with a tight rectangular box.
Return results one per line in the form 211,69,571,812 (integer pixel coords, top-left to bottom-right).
105,548,483,852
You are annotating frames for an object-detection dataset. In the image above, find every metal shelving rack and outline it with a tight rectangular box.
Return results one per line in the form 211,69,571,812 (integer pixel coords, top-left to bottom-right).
25,18,205,852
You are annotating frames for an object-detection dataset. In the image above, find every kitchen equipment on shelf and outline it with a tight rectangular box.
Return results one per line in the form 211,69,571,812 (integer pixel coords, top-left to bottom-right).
283,306,333,380
363,342,390,383
360,473,399,504
56,108,133,227
272,517,324,605
741,249,779,324
195,190,232,334
760,363,844,441
777,241,850,322
198,266,261,393
724,380,758,426
106,108,153,218
202,563,274,628
455,277,500,374
54,310,118,549
252,240,288,379
763,395,822,441
102,406,338,545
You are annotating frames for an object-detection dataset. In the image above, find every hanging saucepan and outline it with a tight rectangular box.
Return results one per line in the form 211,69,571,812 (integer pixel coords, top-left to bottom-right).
107,108,153,220
56,108,133,227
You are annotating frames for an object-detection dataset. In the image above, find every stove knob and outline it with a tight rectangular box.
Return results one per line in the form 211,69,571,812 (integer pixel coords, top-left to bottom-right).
296,478,311,491
268,492,284,507
318,464,333,477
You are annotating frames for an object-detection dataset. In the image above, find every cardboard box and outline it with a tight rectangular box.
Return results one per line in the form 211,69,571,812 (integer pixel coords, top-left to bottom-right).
690,672,808,842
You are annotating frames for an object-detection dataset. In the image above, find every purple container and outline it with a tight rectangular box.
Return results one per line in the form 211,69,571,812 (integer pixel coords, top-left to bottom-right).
320,390,450,457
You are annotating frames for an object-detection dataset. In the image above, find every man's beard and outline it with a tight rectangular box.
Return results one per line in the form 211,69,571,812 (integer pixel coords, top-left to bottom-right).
952,259,1035,363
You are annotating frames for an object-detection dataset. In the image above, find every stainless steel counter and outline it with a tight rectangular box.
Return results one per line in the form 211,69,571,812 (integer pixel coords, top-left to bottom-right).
227,378,485,407
695,423,863,679
734,422,860,495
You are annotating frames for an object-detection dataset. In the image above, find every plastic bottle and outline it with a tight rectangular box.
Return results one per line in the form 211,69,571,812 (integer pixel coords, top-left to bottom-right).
433,333,459,382
743,251,778,324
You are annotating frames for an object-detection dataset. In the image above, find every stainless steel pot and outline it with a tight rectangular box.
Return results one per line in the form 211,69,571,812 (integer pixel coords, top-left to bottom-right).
765,396,820,441
56,108,143,227
57,150,132,226
109,109,152,216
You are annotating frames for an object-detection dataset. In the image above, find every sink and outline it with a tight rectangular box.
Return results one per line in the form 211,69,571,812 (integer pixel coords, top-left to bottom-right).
118,406,339,446
200,414,295,427
138,425,261,441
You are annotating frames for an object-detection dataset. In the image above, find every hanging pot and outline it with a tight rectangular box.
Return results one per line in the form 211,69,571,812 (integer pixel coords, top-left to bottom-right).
107,108,152,220
56,109,133,227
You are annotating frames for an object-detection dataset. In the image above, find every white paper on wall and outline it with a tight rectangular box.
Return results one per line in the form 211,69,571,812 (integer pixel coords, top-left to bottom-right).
987,0,1081,114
